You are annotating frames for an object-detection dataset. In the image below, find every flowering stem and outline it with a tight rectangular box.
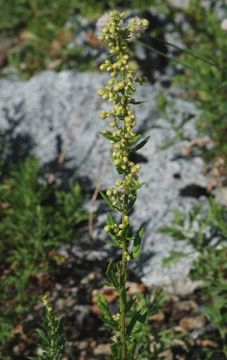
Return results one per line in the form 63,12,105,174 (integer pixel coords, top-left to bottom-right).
97,11,149,360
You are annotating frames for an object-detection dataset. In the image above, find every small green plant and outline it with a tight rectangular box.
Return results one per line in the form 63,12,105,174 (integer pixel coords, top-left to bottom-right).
161,200,227,357
133,290,182,359
0,156,86,355
29,295,65,360
148,2,227,175
97,11,156,359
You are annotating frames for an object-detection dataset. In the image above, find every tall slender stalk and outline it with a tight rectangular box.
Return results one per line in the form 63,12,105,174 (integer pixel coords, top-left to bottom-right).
97,11,149,359
120,238,127,359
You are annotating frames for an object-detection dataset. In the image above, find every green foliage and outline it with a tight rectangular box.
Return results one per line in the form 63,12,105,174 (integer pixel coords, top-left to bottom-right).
0,0,161,77
53,183,87,242
0,0,158,35
1,0,80,76
1,0,76,36
175,3,227,168
29,296,65,360
0,157,86,354
131,227,144,259
162,250,189,268
151,2,227,170
123,290,182,360
192,245,227,356
104,289,177,360
162,199,227,357
160,204,205,250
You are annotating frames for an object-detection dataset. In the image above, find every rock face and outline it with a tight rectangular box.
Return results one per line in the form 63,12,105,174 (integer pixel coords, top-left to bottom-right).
0,71,208,294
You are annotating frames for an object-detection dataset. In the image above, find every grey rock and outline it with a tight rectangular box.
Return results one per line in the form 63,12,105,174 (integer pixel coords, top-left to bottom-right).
214,186,227,206
167,0,190,9
0,71,208,295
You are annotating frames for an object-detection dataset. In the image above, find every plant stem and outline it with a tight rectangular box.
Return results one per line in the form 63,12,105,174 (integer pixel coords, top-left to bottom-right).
120,239,127,360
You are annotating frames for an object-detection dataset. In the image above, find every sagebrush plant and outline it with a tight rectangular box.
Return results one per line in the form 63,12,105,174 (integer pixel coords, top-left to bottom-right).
97,11,152,359
29,295,65,360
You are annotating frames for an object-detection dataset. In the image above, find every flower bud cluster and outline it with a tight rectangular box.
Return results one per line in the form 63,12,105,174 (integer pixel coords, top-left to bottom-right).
127,17,149,41
104,214,129,240
98,11,125,49
42,295,52,313
113,313,121,321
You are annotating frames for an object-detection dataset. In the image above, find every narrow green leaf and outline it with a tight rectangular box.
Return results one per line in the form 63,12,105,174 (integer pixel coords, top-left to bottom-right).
97,295,117,329
107,212,115,225
129,134,142,144
100,132,121,142
108,232,121,247
130,136,150,153
36,329,49,347
100,191,114,209
106,262,120,289
131,227,144,259
97,295,110,319
129,98,146,105
125,298,137,313
126,310,147,336
111,342,121,359
131,182,145,191
116,166,124,175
